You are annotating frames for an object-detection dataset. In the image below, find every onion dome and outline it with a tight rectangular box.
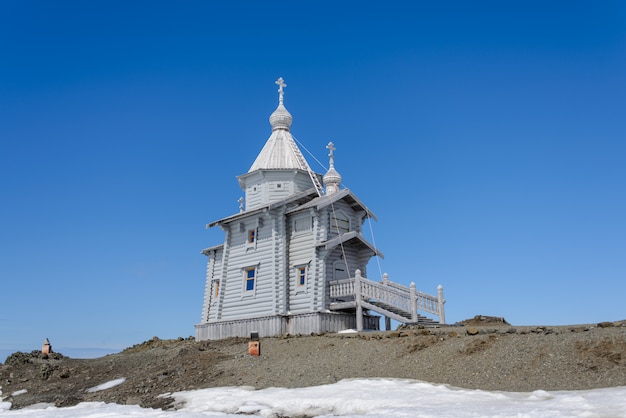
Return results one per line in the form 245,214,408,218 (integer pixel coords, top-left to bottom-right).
269,77,293,131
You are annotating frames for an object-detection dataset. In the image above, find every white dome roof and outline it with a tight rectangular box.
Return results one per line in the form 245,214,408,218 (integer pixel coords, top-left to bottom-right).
248,78,312,173
269,103,292,131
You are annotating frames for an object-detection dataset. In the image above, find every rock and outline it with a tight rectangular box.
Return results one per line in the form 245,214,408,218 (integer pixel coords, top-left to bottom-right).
466,327,479,336
39,364,53,380
461,315,511,326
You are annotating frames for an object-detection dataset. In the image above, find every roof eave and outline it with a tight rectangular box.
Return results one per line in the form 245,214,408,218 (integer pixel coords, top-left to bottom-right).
206,188,319,228
317,231,384,259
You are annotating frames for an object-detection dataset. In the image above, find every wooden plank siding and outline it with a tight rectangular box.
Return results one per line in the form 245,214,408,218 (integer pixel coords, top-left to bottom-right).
218,213,276,320
197,186,384,340
314,208,329,311
287,212,315,314
242,171,315,211
327,200,362,237
196,311,380,340
271,207,288,316
244,184,263,212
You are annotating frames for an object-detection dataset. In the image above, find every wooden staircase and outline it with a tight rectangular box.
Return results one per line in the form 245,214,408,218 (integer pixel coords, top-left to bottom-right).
366,301,440,327
328,270,445,330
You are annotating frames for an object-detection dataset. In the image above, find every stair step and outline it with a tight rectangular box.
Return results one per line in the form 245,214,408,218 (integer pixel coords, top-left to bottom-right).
366,300,439,327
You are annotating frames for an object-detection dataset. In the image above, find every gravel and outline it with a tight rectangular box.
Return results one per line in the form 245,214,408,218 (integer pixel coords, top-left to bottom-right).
1,318,625,410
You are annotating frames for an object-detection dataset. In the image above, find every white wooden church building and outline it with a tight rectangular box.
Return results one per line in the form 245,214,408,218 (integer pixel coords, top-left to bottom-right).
195,78,445,341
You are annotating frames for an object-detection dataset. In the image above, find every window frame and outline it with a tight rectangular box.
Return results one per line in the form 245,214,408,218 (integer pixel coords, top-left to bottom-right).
244,267,256,293
297,266,307,287
247,229,256,244
293,216,313,234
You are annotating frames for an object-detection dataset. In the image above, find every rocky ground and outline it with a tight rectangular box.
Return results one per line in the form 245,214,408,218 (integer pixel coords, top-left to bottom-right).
1,316,625,411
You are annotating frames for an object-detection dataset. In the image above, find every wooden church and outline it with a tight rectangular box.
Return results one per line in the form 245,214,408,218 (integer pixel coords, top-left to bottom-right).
195,78,445,341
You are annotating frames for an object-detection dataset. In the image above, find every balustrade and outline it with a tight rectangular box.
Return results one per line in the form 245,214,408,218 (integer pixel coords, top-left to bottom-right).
328,270,445,327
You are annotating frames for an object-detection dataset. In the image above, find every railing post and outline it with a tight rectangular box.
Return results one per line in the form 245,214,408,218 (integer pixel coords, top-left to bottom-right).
355,269,363,331
437,284,445,324
410,282,417,323
382,272,391,330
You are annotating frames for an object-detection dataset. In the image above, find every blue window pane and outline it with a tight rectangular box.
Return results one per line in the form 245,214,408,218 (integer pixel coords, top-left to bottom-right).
246,268,255,291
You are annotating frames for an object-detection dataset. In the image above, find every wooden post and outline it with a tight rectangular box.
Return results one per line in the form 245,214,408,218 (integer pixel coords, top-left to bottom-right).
437,284,445,324
355,269,363,332
383,273,390,330
410,282,418,323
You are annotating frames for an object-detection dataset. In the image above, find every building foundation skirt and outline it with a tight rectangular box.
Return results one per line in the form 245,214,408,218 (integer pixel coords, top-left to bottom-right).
195,312,379,341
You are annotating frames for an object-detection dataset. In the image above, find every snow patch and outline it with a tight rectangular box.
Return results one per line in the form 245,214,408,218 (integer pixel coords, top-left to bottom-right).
1,378,626,417
86,377,126,393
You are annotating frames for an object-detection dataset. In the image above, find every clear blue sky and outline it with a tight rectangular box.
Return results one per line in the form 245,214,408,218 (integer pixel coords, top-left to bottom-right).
1,1,625,359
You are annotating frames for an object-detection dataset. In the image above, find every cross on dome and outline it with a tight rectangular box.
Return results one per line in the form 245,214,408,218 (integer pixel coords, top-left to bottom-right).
327,142,336,168
268,77,293,131
275,77,287,104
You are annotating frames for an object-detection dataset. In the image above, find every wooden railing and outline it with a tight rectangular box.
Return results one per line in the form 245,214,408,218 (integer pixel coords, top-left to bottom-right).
329,269,445,330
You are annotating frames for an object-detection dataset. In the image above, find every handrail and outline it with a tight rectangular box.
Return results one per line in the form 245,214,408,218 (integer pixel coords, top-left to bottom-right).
328,270,445,326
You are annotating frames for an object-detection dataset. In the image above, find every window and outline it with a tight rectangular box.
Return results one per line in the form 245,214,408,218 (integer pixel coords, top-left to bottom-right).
331,213,349,234
245,268,256,291
294,216,312,233
213,280,220,298
297,267,306,287
248,229,256,244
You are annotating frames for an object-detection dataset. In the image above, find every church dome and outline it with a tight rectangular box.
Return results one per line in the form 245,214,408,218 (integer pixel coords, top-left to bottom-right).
323,166,342,186
269,103,292,131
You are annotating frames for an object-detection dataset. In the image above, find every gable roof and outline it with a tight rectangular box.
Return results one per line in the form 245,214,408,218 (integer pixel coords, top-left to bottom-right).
286,188,377,221
317,230,384,259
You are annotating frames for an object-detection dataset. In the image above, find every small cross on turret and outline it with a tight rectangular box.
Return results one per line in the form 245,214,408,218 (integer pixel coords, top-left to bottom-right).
275,77,287,104
327,141,336,168
323,141,342,195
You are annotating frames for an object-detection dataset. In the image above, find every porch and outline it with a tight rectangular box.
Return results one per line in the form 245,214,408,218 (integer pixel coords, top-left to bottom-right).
328,269,446,331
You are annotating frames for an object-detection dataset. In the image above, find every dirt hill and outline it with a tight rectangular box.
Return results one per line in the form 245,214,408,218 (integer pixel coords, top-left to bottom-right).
2,317,625,410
